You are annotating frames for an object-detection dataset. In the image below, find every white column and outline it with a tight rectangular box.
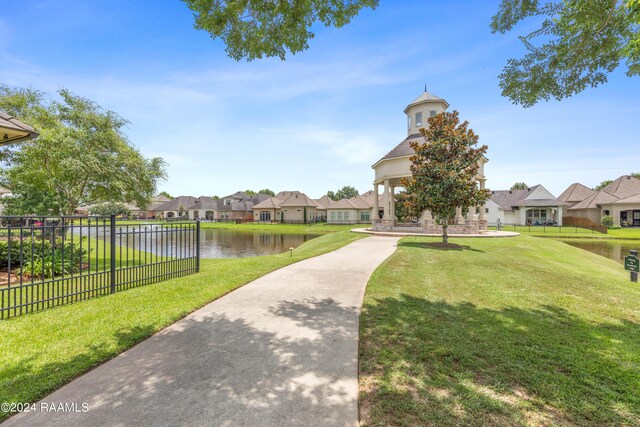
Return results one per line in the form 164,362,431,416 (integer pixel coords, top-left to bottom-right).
390,186,396,220
456,207,464,224
373,183,379,220
558,206,563,226
479,179,487,221
422,210,433,220
383,179,391,220
468,206,477,221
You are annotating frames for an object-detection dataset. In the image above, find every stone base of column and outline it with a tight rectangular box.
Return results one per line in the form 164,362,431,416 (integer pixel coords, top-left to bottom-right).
372,219,394,231
421,219,480,234
478,220,488,231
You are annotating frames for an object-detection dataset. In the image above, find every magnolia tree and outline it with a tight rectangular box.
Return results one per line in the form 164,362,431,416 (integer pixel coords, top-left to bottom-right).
402,111,490,244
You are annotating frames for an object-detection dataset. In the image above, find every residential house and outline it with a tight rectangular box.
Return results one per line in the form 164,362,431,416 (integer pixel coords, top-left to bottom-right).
186,196,218,221
561,175,640,227
325,190,383,224
486,185,568,226
144,195,172,219
252,191,321,223
157,196,198,219
313,195,333,221
216,192,270,221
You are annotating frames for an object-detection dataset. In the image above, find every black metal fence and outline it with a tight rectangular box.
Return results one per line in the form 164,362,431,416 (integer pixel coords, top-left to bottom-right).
0,215,200,319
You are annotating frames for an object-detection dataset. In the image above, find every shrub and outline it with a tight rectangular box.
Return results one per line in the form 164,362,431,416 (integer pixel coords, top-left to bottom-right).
0,239,88,278
609,225,622,230
600,215,614,228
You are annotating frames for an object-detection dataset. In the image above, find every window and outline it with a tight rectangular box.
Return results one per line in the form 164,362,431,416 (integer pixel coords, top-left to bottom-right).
407,116,411,130
331,212,336,220
415,112,422,127
338,212,343,221
361,211,370,220
259,211,271,221
485,208,489,214
603,210,610,216
430,110,437,117
344,212,350,220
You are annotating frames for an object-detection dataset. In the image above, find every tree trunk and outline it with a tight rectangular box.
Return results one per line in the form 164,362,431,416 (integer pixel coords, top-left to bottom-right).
442,222,448,244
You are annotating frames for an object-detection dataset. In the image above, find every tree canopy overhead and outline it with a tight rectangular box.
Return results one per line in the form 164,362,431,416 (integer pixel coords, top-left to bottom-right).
491,0,640,106
181,0,378,61
0,85,167,216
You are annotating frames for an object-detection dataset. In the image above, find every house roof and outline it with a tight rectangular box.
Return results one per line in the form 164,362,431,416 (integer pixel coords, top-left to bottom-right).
187,196,218,210
253,197,281,210
0,112,39,144
156,196,198,212
359,190,384,207
601,175,640,198
611,193,640,205
403,91,449,113
557,183,596,203
327,192,379,210
373,133,423,164
490,185,567,210
568,191,619,210
218,200,255,212
314,195,334,209
277,191,319,207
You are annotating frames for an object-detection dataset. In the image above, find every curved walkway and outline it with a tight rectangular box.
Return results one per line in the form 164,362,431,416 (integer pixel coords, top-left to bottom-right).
6,236,399,427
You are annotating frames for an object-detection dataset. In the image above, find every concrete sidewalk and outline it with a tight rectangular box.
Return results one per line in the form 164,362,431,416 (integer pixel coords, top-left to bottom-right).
6,235,398,427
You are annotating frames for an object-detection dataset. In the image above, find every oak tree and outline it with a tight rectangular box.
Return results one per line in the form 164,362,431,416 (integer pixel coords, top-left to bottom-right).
492,0,640,106
181,0,378,60
0,86,167,216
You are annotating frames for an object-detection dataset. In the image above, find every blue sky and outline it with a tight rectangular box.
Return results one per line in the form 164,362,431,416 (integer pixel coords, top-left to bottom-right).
1,0,639,198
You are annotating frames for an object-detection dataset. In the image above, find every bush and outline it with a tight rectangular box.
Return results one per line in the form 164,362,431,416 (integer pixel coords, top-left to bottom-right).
609,225,622,230
600,215,614,228
0,238,88,278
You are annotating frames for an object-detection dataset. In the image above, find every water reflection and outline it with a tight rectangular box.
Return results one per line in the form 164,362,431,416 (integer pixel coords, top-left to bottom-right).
556,239,639,263
200,229,321,258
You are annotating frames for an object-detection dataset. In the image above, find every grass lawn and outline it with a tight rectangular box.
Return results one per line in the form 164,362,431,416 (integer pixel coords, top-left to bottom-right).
359,235,640,426
0,230,365,421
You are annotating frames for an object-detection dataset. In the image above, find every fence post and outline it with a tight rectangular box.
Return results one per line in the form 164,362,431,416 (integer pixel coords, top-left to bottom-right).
110,214,116,294
196,220,201,272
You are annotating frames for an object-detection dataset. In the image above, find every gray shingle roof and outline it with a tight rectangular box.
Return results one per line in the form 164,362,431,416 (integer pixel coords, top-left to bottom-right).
490,185,566,210
557,183,596,203
374,133,423,164
601,175,640,198
156,196,198,211
568,191,619,210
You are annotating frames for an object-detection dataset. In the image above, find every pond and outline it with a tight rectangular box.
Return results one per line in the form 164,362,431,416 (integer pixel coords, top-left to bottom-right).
555,239,640,264
67,226,322,259
198,229,322,258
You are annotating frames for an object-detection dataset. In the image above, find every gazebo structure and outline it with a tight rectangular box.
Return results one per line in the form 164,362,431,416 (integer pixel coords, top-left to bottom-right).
371,91,488,234
0,112,39,145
